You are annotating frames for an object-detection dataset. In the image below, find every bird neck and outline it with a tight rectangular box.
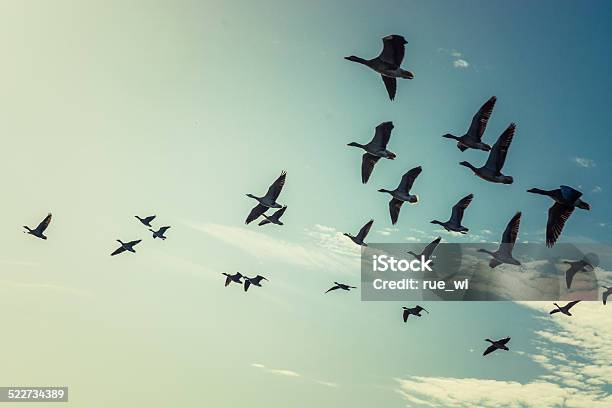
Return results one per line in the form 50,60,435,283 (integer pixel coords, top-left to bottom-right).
378,188,392,194
527,188,550,196
347,142,364,148
345,55,368,65
459,161,476,172
442,133,460,141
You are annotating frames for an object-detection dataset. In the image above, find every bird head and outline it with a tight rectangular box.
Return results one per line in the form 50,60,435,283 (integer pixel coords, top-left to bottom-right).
459,161,475,171
500,175,514,184
577,201,591,210
401,70,414,79
408,195,419,204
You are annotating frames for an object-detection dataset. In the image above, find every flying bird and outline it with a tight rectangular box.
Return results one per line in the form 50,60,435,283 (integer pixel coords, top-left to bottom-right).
402,305,429,322
459,123,516,184
258,206,287,226
110,239,142,256
135,215,156,227
602,286,611,305
23,213,52,240
149,226,170,240
222,272,244,287
443,96,496,152
347,121,396,183
550,300,580,316
431,193,474,234
325,282,357,293
527,185,591,247
344,219,374,247
345,35,414,100
483,337,511,356
244,275,268,292
478,212,522,268
245,171,287,224
378,166,422,225
563,257,594,289
407,237,441,262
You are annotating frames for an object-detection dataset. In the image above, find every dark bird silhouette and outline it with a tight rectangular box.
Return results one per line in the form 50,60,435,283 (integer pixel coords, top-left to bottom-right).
348,121,396,183
564,258,594,289
550,300,580,316
325,282,357,293
407,237,441,262
222,272,243,287
245,171,287,224
135,215,156,227
110,239,142,256
527,185,591,247
344,219,374,247
483,337,511,356
443,96,496,152
23,213,52,240
602,286,612,305
478,212,522,268
378,166,422,225
431,194,474,234
258,206,287,226
460,123,516,184
345,35,414,100
244,275,268,292
402,305,429,322
149,226,170,240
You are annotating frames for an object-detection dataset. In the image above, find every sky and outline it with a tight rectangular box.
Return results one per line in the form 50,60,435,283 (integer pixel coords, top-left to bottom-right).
0,0,611,407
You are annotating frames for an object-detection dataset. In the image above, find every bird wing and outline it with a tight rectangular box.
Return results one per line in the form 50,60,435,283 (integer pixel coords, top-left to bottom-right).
378,35,407,68
369,121,394,150
398,166,422,193
450,194,474,224
144,215,156,224
159,226,171,234
244,280,251,292
35,213,52,233
325,285,340,294
546,203,574,247
111,246,126,256
549,309,560,315
603,290,609,305
500,212,521,256
498,337,511,345
246,204,268,224
253,275,267,284
483,345,497,356
361,153,381,184
415,305,429,314
381,75,397,101
224,275,232,287
403,309,409,322
566,265,577,289
566,300,581,310
356,219,374,241
484,123,515,173
466,96,496,141
273,206,287,219
389,198,404,225
263,171,287,202
422,237,442,260
127,239,142,247
258,218,271,226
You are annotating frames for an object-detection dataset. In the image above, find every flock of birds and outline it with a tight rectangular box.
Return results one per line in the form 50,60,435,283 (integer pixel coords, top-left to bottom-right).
22,35,607,358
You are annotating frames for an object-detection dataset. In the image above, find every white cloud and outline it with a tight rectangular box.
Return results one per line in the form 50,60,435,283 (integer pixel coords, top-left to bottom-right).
251,363,300,378
453,59,470,69
592,185,603,193
573,157,596,168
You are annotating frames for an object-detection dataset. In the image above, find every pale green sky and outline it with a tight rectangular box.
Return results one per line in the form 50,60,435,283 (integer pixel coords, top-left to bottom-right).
0,1,611,407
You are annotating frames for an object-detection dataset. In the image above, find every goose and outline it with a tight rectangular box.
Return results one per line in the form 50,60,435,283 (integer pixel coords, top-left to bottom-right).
135,215,156,227
345,35,414,101
379,166,422,225
478,212,522,268
149,226,170,240
407,237,441,262
325,282,357,293
245,171,287,224
459,123,516,184
443,96,496,152
603,286,612,305
344,219,374,247
244,275,268,292
110,239,142,256
564,257,594,289
347,121,396,183
550,300,580,316
483,337,510,356
23,213,52,240
402,305,428,322
431,193,474,234
222,272,244,287
258,206,287,226
527,186,591,247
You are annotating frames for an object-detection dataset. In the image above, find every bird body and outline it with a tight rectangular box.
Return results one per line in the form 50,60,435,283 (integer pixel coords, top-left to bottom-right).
344,219,374,247
244,275,268,292
402,305,428,322
460,123,516,184
223,272,244,287
550,300,580,316
345,35,414,100
348,121,396,183
325,282,356,293
258,206,287,226
111,239,142,256
483,337,510,356
379,166,422,225
443,96,496,152
23,213,52,240
149,226,170,240
478,212,522,268
431,194,473,234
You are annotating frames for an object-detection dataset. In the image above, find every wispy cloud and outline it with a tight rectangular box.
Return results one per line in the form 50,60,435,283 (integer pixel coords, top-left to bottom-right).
251,363,300,378
592,185,603,193
438,48,471,70
573,157,596,168
453,59,470,69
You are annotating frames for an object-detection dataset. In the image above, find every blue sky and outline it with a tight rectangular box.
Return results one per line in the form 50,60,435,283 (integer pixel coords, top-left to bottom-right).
0,0,611,407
